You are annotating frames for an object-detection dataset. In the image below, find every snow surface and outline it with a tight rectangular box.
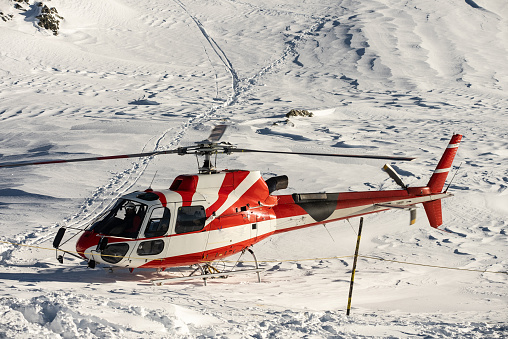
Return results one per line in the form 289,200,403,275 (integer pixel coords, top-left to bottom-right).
0,0,507,337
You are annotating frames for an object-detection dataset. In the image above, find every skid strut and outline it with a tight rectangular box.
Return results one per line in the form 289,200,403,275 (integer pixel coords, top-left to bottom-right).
247,247,261,283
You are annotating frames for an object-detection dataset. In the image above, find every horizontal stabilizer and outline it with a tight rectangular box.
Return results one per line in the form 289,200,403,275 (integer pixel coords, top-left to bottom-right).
376,203,417,226
375,203,416,210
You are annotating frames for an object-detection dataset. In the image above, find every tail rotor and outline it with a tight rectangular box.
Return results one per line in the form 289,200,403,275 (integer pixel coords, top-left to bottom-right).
382,164,408,190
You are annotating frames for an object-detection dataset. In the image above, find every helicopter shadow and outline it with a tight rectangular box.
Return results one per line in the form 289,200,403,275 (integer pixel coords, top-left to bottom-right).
0,265,159,285
0,263,205,287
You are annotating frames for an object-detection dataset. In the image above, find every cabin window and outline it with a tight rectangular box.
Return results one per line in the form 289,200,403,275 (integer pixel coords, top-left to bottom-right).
101,243,130,264
136,192,160,201
175,206,206,234
137,239,165,256
144,207,171,238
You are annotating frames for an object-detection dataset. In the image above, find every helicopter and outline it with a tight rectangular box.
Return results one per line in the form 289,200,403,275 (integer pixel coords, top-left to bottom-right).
0,126,462,285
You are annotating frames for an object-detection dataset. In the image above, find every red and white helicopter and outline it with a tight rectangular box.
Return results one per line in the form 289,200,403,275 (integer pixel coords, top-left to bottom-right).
0,126,462,285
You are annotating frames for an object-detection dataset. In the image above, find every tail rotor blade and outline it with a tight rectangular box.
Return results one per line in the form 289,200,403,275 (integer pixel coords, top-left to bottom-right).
410,208,417,225
383,164,407,189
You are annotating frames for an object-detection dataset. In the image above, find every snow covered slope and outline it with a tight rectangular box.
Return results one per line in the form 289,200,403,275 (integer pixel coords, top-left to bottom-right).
0,0,507,337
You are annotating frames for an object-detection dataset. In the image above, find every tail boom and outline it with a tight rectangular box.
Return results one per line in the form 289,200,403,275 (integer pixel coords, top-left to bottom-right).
273,191,452,233
272,134,462,231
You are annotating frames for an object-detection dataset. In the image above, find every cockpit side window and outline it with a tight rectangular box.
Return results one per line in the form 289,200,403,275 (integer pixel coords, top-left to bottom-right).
144,207,171,238
175,206,206,234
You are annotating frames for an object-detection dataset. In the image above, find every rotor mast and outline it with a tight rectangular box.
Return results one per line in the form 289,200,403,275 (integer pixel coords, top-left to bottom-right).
200,150,214,173
197,141,219,174
187,140,234,174
197,125,230,174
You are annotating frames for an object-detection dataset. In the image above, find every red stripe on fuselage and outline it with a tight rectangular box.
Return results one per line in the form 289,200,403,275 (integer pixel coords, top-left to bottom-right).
151,191,167,207
170,175,198,206
177,191,195,206
139,232,272,268
205,172,244,217
206,177,272,231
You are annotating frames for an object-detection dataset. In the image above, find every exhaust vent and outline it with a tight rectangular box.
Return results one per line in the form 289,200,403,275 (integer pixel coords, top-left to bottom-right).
265,175,288,194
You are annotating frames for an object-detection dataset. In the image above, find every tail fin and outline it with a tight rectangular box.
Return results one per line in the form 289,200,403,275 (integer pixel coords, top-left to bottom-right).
423,134,462,228
423,200,442,228
427,134,462,193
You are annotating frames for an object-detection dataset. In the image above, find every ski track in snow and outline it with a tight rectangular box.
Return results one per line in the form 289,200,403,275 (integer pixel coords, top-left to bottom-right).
0,0,507,337
1,0,244,256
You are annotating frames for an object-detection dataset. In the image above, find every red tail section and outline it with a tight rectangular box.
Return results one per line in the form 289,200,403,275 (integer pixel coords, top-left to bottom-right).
423,200,442,228
427,134,462,193
423,134,462,228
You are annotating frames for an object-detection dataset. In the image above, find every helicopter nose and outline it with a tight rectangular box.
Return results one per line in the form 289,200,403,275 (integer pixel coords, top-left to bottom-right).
76,231,98,258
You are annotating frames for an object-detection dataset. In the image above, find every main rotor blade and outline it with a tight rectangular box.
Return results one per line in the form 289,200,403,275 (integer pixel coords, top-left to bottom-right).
207,125,228,143
0,149,180,168
229,148,415,161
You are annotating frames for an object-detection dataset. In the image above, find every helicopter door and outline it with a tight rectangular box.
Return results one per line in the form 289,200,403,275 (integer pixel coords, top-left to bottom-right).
165,205,208,264
127,205,172,267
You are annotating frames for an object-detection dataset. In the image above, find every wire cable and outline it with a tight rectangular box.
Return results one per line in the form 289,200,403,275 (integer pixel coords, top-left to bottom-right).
1,239,506,274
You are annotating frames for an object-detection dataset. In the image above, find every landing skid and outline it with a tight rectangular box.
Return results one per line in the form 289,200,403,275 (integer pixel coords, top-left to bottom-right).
151,248,264,286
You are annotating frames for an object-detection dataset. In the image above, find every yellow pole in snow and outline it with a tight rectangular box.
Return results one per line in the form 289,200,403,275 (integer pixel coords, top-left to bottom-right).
346,217,363,316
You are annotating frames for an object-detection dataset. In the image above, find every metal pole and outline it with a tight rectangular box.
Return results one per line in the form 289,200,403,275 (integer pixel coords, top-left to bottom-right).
346,217,363,316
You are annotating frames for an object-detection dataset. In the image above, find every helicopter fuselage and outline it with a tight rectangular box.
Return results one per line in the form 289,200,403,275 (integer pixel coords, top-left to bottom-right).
0,124,461,273
75,168,451,269
76,170,277,268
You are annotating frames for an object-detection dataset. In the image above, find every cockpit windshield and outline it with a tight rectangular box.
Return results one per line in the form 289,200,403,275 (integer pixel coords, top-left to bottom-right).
88,199,147,239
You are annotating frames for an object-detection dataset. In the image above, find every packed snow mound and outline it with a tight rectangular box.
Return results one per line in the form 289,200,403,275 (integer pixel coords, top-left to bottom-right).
1,0,507,337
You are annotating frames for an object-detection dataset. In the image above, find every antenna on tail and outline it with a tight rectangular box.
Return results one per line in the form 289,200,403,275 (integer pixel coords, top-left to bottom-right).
444,162,462,193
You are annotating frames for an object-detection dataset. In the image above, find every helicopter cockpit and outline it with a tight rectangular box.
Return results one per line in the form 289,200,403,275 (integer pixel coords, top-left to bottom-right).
88,199,147,239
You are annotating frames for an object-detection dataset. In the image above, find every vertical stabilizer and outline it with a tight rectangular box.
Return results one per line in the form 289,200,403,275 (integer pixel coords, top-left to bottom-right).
427,134,462,193
423,200,442,228
423,134,462,228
